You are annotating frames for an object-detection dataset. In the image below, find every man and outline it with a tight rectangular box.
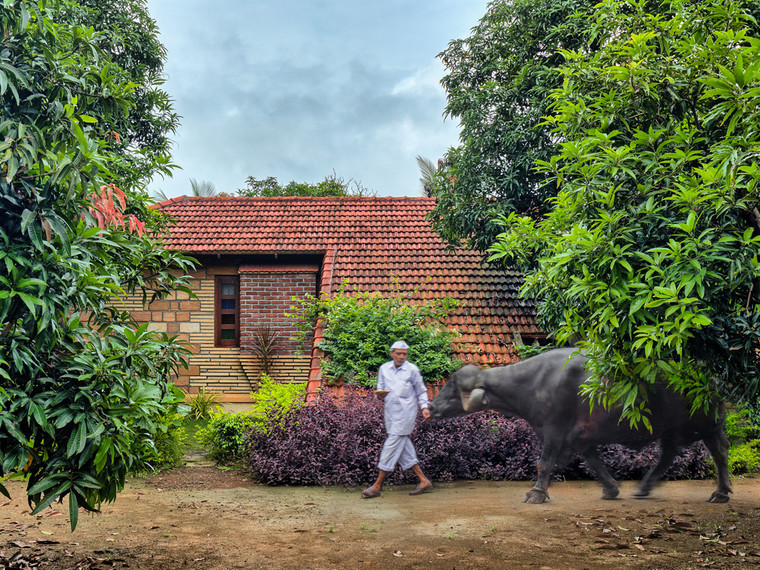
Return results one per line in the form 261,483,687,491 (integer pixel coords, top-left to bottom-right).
361,340,433,498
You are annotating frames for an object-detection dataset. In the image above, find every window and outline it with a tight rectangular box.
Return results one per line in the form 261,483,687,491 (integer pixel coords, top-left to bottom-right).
215,276,239,346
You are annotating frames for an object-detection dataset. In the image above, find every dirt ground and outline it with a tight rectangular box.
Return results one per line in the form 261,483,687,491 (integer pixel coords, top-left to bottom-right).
2,456,760,569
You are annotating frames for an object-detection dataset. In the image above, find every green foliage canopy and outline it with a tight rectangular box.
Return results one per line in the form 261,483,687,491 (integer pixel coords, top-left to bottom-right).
489,0,760,427
51,0,179,190
289,286,460,387
238,173,374,198
1,1,194,529
428,0,596,252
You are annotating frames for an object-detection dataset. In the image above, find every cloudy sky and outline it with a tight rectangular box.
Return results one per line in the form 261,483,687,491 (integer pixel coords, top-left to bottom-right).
144,0,490,198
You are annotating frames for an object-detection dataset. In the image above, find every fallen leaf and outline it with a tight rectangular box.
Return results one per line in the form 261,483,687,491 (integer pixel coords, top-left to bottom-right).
40,530,53,536
634,544,645,551
392,551,403,557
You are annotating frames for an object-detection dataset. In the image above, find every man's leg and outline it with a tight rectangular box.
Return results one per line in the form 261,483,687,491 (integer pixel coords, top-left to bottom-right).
362,435,404,498
398,438,432,495
410,464,431,489
362,469,388,494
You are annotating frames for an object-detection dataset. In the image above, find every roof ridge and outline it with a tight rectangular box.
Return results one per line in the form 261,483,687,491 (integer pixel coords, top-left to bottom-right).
160,195,435,202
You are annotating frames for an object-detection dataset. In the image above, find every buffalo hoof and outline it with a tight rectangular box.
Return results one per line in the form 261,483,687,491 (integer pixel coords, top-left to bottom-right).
523,489,549,504
707,490,731,503
632,487,650,497
601,487,620,500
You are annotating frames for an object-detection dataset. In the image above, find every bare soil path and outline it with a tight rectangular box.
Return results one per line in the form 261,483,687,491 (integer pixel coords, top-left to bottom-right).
2,460,760,569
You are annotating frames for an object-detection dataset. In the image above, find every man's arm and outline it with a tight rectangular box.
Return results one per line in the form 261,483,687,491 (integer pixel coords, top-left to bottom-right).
412,367,430,418
375,365,388,400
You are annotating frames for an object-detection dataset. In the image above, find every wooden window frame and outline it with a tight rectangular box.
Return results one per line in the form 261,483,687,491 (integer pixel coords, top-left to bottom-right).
215,275,240,347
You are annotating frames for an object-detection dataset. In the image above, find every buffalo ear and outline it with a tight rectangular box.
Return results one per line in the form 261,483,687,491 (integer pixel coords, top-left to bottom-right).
464,387,487,412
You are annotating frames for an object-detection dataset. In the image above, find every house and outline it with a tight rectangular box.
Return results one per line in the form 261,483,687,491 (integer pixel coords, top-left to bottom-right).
123,196,544,402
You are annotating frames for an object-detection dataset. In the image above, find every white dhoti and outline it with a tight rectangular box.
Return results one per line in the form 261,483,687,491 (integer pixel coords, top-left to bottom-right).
377,434,419,471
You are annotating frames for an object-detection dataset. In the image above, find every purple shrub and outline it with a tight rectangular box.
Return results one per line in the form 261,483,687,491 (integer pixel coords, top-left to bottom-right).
595,442,711,480
245,388,386,486
243,388,712,487
413,413,541,483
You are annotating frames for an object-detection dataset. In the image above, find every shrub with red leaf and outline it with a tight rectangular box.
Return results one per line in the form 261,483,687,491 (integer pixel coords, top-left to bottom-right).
86,184,145,236
243,388,711,487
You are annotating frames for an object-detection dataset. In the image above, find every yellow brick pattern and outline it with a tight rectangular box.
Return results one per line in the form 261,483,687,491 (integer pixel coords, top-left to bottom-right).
121,266,312,401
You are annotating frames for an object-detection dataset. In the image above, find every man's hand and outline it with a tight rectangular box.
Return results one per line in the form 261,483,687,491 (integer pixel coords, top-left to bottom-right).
374,390,390,400
421,408,431,420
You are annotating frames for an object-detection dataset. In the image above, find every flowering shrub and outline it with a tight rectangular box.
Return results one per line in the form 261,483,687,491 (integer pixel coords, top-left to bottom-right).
244,388,711,486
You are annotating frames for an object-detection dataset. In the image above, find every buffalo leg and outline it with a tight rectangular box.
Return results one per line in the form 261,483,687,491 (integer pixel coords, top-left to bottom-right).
582,449,619,500
524,439,563,504
702,432,732,503
634,439,679,497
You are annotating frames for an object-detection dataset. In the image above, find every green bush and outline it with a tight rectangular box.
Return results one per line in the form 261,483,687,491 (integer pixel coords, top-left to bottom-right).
198,410,259,463
130,388,189,474
729,440,760,476
723,406,760,476
250,375,307,431
197,375,307,462
725,408,756,445
515,343,555,360
289,284,461,387
143,411,188,471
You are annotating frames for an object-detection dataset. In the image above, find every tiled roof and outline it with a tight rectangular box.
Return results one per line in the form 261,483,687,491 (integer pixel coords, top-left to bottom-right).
156,196,542,370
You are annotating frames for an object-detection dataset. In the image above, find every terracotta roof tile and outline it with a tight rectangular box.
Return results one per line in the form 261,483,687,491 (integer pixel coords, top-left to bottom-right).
156,196,543,369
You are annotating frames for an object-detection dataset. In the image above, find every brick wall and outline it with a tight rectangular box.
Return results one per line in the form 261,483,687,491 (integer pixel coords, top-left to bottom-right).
122,262,318,402
239,264,317,355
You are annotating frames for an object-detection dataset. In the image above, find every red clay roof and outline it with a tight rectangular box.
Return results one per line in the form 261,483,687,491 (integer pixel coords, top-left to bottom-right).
156,196,542,367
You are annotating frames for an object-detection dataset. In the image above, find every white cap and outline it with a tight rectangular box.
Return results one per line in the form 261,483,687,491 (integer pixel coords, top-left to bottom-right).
390,340,409,350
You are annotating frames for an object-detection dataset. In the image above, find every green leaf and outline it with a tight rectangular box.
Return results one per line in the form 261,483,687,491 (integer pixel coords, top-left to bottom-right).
67,423,87,457
69,491,79,531
20,209,35,233
70,121,89,154
94,438,113,473
28,475,64,496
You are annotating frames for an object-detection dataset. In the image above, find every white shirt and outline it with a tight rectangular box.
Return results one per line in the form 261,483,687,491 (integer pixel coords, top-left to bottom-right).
376,360,429,435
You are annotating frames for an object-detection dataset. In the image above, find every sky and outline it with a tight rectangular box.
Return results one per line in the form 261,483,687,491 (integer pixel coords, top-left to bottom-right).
144,0,490,199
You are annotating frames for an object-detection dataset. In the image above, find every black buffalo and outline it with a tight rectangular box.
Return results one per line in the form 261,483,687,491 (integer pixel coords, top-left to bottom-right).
429,348,731,504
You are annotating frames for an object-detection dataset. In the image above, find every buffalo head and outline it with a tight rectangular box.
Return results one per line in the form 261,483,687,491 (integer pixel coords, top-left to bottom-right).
429,365,487,419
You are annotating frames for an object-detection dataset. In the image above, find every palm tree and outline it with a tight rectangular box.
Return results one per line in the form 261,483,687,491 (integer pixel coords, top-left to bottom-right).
151,188,171,202
416,155,438,197
189,178,217,197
